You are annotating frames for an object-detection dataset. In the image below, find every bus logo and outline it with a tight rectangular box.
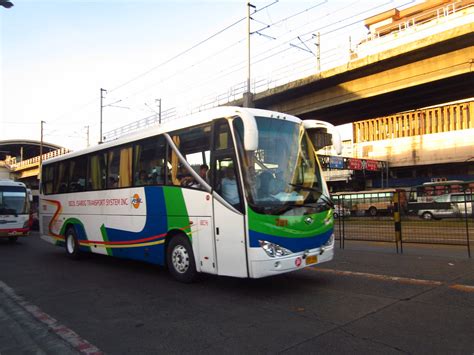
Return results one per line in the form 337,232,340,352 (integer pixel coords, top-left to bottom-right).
131,194,142,209
304,217,313,225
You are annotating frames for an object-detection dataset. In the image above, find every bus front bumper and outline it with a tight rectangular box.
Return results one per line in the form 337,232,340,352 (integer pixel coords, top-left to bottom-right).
249,238,335,278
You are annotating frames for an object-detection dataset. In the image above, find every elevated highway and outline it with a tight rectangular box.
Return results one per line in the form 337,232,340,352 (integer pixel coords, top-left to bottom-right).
229,22,474,125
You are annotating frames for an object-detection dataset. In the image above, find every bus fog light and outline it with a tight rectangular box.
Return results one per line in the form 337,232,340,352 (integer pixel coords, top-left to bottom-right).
259,240,292,258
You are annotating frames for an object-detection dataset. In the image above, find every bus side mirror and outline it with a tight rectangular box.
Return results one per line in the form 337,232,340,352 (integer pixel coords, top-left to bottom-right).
235,110,258,151
303,120,342,155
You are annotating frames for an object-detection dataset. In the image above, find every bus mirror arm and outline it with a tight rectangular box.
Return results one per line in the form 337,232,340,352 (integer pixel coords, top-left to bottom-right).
303,120,342,155
164,133,243,215
163,133,212,194
235,110,258,151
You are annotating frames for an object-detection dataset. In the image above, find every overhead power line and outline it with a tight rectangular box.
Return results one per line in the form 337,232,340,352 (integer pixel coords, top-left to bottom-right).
108,0,279,95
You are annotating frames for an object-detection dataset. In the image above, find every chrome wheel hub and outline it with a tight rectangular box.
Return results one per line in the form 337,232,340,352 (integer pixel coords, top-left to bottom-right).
172,245,189,274
66,234,75,253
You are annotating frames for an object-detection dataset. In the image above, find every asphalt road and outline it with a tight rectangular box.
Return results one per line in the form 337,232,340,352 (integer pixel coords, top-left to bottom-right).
1,232,473,354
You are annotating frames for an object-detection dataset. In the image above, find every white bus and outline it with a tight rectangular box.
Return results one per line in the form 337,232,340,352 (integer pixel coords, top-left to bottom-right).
0,179,32,242
40,107,340,282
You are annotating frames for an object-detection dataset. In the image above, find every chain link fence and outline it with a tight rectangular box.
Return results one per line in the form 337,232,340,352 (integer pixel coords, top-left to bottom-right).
333,186,472,257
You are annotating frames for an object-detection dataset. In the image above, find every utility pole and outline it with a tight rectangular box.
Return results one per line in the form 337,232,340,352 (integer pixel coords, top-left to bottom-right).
315,32,321,72
244,2,256,108
156,98,162,124
99,88,107,144
85,125,90,147
39,120,45,171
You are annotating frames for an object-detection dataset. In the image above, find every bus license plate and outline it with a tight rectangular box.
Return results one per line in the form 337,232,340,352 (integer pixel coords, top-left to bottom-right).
306,255,318,265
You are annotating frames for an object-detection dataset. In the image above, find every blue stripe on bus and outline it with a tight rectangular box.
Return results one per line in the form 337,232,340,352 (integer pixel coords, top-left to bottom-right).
249,228,333,252
103,187,168,265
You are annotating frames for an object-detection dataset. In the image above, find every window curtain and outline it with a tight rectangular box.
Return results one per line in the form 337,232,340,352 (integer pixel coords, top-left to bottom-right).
90,155,101,190
171,136,180,185
119,147,133,187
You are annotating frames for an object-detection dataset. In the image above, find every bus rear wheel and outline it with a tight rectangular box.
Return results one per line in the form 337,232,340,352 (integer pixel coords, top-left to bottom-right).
368,207,378,217
65,227,81,259
166,234,197,283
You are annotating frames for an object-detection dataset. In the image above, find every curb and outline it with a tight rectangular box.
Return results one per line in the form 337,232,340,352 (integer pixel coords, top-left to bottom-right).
0,281,103,355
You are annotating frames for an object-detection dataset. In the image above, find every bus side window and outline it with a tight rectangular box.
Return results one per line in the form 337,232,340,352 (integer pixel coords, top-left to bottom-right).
214,157,240,208
108,146,132,189
134,135,166,186
167,124,211,189
42,164,55,195
68,156,87,192
88,153,107,191
54,161,69,194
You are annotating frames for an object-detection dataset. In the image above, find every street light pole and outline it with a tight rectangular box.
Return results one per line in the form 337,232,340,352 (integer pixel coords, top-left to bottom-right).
99,88,107,144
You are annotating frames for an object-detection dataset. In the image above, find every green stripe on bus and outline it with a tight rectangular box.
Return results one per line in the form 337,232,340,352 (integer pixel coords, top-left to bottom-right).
163,187,192,240
100,224,113,256
248,207,333,238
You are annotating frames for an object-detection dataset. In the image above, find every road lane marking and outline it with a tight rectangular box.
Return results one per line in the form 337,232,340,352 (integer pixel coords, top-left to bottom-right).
449,284,474,293
0,280,103,354
312,268,474,293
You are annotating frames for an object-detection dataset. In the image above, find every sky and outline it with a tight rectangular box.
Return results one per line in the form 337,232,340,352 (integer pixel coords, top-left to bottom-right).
1,0,419,151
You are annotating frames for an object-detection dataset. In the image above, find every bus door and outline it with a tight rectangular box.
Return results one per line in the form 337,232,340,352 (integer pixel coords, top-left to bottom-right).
211,120,248,278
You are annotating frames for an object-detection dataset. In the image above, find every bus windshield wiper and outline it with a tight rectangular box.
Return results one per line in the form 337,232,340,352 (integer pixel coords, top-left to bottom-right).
288,183,334,208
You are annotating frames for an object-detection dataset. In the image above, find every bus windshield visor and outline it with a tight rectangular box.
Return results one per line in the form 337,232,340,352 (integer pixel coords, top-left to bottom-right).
0,186,27,215
234,116,330,215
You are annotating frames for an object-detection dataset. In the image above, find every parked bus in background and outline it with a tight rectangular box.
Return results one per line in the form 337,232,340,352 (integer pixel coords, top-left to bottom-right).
0,180,32,242
40,107,341,282
332,189,406,217
408,180,474,203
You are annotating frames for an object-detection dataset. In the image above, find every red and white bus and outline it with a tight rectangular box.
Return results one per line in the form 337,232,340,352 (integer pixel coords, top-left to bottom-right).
0,180,32,242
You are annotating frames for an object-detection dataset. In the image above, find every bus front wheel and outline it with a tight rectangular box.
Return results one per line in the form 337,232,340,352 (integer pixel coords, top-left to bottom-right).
65,227,81,259
166,234,197,283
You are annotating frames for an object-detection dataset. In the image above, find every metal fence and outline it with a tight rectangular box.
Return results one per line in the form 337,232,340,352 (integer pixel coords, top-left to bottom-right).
333,188,472,257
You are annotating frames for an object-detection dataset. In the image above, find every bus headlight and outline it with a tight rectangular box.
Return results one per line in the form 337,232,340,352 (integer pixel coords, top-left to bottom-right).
323,233,334,248
259,240,292,258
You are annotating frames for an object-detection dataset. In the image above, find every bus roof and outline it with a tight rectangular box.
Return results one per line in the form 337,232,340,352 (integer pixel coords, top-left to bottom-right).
43,106,301,165
332,188,401,195
0,179,27,188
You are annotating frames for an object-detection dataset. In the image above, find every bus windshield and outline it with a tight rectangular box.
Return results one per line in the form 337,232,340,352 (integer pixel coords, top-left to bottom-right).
234,116,329,215
0,186,27,215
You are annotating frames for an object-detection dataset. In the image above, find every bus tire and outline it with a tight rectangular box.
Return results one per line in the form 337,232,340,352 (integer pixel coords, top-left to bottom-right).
368,207,377,217
166,234,197,283
65,226,81,260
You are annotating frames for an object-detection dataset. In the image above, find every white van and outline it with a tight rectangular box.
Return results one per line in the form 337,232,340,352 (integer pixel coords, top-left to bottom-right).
416,193,472,220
